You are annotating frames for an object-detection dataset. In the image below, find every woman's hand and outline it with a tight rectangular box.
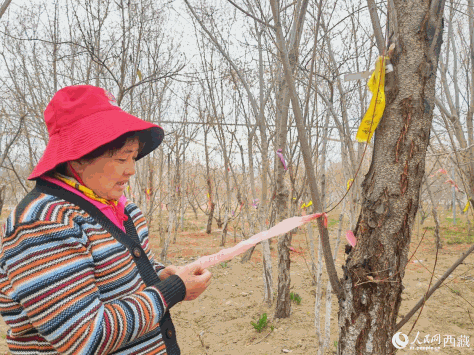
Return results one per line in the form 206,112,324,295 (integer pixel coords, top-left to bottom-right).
177,264,212,301
159,265,181,281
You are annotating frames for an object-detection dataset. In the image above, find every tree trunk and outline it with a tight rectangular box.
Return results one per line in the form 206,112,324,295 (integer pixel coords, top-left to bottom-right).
274,65,291,318
424,177,442,249
338,1,445,353
161,154,174,263
0,185,5,216
241,131,258,262
204,128,214,235
220,214,229,247
206,202,215,235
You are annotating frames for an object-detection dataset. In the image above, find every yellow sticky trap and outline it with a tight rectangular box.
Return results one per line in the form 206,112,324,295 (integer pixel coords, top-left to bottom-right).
347,178,354,190
463,200,470,213
356,56,388,142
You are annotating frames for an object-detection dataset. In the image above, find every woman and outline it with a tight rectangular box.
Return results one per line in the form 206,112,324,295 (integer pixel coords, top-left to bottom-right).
0,85,211,354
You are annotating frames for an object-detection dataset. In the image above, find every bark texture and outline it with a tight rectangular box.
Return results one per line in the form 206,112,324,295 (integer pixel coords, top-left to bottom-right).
338,1,445,353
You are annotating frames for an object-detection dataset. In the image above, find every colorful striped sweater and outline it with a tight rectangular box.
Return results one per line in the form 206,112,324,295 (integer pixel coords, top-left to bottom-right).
0,179,186,354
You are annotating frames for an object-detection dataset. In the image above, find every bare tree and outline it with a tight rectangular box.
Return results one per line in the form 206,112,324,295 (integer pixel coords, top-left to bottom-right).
338,0,446,352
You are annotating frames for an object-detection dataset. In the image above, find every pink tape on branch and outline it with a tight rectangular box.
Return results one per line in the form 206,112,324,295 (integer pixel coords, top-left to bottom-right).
188,212,327,269
429,168,448,178
346,230,357,247
276,149,288,171
302,212,328,227
445,179,460,191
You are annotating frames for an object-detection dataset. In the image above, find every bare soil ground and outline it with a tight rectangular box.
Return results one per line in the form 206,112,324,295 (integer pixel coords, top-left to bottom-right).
0,209,473,354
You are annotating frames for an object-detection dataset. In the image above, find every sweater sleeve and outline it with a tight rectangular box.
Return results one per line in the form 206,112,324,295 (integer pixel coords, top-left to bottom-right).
0,219,186,354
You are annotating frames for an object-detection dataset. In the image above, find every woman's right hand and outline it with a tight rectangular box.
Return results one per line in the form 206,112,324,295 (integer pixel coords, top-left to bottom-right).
176,264,212,301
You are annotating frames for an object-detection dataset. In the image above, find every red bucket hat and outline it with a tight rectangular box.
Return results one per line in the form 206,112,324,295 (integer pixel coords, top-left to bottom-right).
28,85,164,180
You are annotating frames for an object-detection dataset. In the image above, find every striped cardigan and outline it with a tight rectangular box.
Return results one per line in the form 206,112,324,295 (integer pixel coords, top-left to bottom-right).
0,179,186,354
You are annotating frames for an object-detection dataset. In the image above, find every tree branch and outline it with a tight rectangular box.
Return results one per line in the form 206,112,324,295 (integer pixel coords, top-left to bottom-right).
183,0,260,118
367,0,385,53
269,0,343,301
0,0,12,20
396,242,474,331
0,115,25,169
225,0,275,30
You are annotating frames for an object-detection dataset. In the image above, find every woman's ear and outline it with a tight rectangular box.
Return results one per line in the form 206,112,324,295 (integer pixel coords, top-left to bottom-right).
69,160,85,174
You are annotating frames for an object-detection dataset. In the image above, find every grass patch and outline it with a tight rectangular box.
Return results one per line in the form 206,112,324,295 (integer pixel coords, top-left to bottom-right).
290,292,302,305
251,313,269,333
444,217,462,224
328,218,339,228
445,234,474,245
421,215,474,245
439,221,474,244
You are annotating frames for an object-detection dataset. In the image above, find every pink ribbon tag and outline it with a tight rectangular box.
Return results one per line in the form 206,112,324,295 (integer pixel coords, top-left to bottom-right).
429,168,447,178
346,230,357,247
276,149,288,171
445,179,460,191
188,212,327,269
301,212,328,227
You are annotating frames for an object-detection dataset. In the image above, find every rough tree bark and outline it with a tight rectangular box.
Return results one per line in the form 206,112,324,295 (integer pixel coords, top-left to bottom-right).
338,1,445,353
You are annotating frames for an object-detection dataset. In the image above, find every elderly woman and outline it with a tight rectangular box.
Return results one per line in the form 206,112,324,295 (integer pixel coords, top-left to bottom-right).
0,85,211,354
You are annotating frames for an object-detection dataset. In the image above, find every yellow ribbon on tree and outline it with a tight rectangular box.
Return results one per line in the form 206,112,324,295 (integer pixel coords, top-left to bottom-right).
301,200,313,209
356,56,388,142
347,178,354,190
463,199,470,213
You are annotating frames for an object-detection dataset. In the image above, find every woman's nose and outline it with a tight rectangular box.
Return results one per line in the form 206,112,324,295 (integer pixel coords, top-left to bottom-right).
124,161,136,176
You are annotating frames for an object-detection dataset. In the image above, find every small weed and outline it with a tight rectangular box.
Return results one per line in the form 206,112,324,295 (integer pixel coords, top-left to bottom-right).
220,261,229,268
251,313,268,333
290,292,302,305
451,289,461,296
334,341,338,349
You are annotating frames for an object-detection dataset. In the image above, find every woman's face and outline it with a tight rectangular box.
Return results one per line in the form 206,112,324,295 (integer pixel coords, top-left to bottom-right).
71,139,139,200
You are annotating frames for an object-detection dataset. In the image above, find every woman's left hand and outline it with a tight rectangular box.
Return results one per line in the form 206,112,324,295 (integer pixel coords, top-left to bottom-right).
159,265,181,281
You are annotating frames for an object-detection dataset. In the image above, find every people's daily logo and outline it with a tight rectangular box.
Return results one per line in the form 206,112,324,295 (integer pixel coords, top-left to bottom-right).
392,332,409,349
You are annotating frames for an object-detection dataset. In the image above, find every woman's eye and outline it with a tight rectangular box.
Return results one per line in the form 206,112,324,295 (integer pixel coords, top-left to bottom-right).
118,159,127,162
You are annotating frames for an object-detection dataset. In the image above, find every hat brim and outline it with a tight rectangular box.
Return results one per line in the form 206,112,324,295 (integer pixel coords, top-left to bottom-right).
28,109,164,180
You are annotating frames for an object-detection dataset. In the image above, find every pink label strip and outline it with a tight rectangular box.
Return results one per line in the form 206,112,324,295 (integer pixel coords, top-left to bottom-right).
188,212,327,269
